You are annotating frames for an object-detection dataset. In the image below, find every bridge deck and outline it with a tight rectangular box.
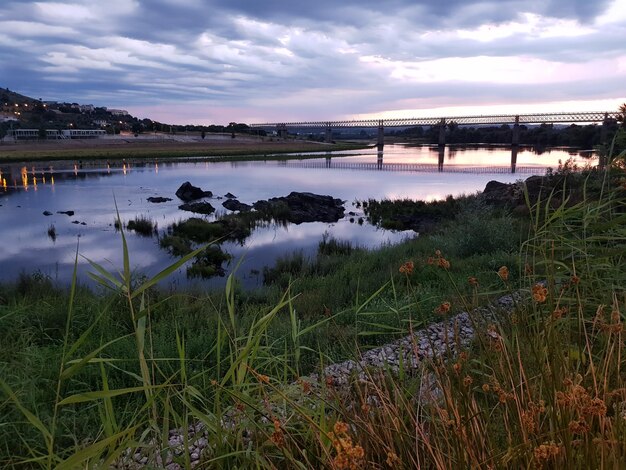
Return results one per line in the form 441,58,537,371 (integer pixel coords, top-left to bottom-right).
251,111,619,129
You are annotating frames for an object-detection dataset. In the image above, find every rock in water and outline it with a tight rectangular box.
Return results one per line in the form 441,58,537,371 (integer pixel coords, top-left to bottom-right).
175,182,212,202
253,192,345,224
147,196,172,203
222,199,251,212
178,201,215,215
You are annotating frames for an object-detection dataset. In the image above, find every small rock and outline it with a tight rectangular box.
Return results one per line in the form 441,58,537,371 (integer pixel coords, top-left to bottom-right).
43,211,53,216
57,210,74,216
224,192,236,199
222,199,251,212
147,196,172,203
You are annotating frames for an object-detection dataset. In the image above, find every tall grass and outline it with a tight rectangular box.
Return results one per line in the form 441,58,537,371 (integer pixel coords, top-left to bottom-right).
0,164,624,468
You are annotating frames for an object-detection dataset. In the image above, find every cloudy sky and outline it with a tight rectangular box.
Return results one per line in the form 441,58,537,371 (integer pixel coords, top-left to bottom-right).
0,0,624,125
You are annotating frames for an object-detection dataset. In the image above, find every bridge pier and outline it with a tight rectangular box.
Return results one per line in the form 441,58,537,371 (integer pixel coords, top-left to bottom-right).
325,123,333,143
377,120,384,147
377,145,383,169
276,124,288,139
511,146,518,174
512,115,520,146
599,113,610,169
438,118,446,147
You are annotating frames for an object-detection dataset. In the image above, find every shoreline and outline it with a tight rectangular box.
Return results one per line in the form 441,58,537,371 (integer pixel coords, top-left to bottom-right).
0,136,370,163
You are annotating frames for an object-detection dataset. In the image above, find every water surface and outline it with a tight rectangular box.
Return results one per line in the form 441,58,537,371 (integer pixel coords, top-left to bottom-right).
0,144,594,289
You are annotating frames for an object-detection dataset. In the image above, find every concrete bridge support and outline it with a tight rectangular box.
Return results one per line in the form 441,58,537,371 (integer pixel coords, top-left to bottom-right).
438,118,446,147
511,146,518,174
599,113,610,169
325,123,333,143
276,124,288,139
512,115,520,146
377,120,385,147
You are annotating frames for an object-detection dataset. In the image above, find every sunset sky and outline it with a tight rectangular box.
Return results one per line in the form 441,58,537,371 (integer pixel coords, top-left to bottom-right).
0,0,624,125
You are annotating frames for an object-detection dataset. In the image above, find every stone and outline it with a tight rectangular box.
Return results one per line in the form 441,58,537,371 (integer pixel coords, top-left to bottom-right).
222,199,251,212
57,210,75,216
253,192,345,224
179,202,215,215
147,196,172,203
224,192,237,199
175,182,212,202
43,211,53,216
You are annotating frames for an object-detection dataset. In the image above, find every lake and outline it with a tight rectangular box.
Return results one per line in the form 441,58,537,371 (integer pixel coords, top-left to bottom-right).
0,144,595,289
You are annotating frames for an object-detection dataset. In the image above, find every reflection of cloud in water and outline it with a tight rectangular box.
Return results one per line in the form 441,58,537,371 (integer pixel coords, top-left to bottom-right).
0,144,583,287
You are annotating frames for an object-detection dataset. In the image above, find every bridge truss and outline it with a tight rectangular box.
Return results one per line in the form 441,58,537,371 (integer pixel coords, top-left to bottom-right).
250,111,619,129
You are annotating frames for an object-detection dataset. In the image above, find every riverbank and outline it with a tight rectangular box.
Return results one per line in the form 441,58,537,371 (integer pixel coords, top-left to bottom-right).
1,165,624,468
0,135,368,162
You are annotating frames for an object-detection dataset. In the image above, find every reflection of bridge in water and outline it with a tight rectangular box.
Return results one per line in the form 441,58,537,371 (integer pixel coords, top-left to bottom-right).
283,147,541,174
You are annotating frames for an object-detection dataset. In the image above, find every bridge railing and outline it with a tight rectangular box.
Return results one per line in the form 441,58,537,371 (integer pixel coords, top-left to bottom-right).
250,111,619,129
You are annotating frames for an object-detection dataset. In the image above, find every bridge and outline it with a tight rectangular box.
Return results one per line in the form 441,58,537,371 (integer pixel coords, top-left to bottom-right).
250,111,620,147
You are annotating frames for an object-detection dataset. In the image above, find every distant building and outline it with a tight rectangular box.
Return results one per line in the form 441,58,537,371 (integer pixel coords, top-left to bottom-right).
93,119,108,127
79,104,95,113
8,128,106,140
0,113,19,122
108,109,128,116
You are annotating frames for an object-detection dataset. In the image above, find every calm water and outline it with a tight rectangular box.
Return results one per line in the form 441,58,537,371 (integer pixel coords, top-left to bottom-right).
0,144,594,289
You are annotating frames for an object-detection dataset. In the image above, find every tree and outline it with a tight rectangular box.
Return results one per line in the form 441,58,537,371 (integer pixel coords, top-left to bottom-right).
618,103,626,128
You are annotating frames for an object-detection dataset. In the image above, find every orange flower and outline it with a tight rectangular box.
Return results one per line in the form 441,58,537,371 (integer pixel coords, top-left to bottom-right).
399,260,414,275
468,276,479,286
435,301,451,315
271,419,285,446
437,257,450,269
532,284,548,303
258,374,270,384
497,266,509,281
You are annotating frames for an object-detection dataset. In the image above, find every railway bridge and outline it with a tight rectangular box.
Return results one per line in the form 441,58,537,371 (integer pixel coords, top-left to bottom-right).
250,111,619,147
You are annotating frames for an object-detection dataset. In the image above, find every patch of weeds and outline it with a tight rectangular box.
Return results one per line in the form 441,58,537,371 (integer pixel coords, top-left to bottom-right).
127,216,157,237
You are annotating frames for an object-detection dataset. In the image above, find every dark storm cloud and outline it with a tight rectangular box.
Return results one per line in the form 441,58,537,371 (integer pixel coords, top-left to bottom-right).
0,0,623,123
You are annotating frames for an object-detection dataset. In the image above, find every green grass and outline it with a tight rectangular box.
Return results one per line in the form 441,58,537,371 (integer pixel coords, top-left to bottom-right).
0,141,368,163
0,159,624,468
126,216,157,237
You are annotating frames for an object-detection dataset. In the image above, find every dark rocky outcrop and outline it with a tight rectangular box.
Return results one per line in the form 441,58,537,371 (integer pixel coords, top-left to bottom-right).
224,192,237,199
253,192,345,224
175,182,212,202
483,175,573,209
147,196,172,203
222,199,251,212
43,211,53,216
178,201,216,215
57,210,75,216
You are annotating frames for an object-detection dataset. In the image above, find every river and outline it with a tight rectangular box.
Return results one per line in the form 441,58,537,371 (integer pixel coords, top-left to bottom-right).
0,144,594,289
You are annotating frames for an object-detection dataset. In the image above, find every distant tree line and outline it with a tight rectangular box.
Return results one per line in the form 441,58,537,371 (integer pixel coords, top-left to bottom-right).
391,121,620,148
